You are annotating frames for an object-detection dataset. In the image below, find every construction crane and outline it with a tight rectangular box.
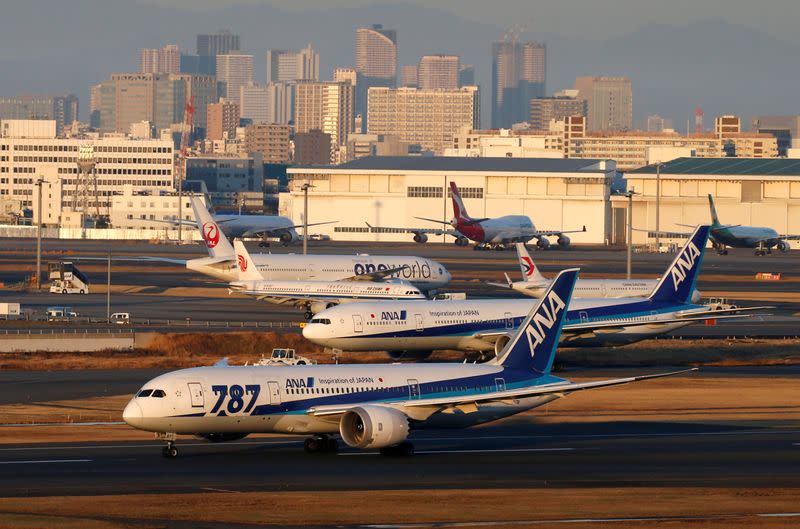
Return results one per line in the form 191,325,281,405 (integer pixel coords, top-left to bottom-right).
176,96,195,243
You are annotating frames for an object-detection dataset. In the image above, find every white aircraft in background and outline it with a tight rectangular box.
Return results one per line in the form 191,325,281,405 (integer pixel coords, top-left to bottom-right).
185,197,451,294
123,268,695,458
367,182,585,251
488,243,700,302
304,226,766,359
230,240,425,318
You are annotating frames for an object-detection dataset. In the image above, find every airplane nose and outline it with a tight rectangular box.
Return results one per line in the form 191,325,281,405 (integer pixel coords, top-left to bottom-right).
122,400,143,428
302,323,318,341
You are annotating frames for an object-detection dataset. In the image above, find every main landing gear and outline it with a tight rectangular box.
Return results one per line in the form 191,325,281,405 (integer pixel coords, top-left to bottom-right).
304,434,338,454
754,242,771,256
473,243,510,251
379,441,415,457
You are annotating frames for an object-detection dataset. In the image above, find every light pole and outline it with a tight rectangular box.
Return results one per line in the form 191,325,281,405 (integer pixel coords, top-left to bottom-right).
625,189,637,280
106,250,111,322
301,183,313,255
35,176,44,290
655,162,662,251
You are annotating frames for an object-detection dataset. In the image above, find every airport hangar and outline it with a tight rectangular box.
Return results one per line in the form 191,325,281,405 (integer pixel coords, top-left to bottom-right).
621,157,800,248
280,156,621,244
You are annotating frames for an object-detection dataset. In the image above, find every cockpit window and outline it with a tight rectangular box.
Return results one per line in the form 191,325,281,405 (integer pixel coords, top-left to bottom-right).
151,389,166,398
137,389,153,397
310,318,331,324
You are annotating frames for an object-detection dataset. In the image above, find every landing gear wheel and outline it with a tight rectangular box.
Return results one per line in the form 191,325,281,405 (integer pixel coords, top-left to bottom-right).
259,241,269,248
379,441,415,457
494,245,505,251
304,310,313,320
304,435,337,454
61,289,67,294
162,442,178,458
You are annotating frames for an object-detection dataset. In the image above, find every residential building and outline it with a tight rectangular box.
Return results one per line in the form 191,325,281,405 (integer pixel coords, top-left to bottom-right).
400,64,418,87
334,68,358,86
239,82,269,124
293,129,332,165
265,82,294,125
207,99,240,141
243,124,291,163
185,153,264,211
574,76,632,132
294,81,354,159
446,126,563,158
216,54,253,99
139,44,180,74
715,114,741,138
355,24,397,126
0,94,79,135
491,41,546,128
344,133,408,161
418,55,459,90
528,90,586,130
366,86,480,154
266,45,319,83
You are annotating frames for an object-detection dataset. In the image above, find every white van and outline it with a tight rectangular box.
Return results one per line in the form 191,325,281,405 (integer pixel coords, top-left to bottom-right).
110,312,131,324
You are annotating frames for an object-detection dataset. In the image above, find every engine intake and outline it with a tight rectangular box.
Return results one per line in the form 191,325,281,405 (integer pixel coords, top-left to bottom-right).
280,232,294,243
536,238,551,249
494,335,511,356
778,240,790,253
413,233,428,244
557,236,571,249
339,406,410,449
309,301,337,314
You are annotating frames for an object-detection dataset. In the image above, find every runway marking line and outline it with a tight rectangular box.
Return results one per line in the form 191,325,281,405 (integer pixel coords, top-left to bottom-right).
0,459,92,465
339,448,575,456
200,487,241,493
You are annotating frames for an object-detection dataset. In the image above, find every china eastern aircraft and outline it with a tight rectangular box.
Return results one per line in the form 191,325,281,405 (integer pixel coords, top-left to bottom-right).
185,197,451,294
367,182,586,251
488,243,699,302
304,225,765,359
123,268,695,458
230,239,425,318
646,194,800,256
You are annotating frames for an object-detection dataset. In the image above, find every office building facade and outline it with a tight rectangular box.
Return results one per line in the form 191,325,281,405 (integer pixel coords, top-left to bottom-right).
529,92,586,130
574,76,633,132
355,24,397,127
418,55,460,90
266,45,319,83
243,124,291,163
491,41,546,128
139,44,180,74
0,94,79,135
216,54,253,100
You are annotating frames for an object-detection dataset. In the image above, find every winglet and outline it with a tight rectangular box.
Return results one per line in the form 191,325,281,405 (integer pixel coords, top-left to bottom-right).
190,197,234,259
516,243,547,284
495,268,579,374
232,239,263,281
648,225,710,304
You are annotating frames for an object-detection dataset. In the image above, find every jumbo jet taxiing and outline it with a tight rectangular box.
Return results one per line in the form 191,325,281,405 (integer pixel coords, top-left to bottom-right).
488,242,699,302
123,268,695,458
304,225,766,359
367,182,586,251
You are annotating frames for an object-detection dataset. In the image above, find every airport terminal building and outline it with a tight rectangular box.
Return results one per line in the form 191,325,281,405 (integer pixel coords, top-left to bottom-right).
282,157,619,244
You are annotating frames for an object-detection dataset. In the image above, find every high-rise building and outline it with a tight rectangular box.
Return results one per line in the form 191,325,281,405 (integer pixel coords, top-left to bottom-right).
194,30,240,74
491,40,546,128
139,44,180,74
334,68,358,86
528,90,586,130
0,94,79,135
458,65,475,87
169,73,217,137
266,45,320,84
417,55,459,90
367,86,480,154
216,54,253,100
400,64,418,87
294,81,354,160
207,99,240,140
293,129,332,165
244,124,291,163
265,82,294,125
574,76,632,132
355,24,397,128
239,82,269,124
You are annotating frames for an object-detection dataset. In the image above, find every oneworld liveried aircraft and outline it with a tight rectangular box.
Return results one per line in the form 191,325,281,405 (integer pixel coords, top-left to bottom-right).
123,268,695,458
489,243,699,302
186,197,451,293
230,240,425,318
304,225,765,358
368,182,585,251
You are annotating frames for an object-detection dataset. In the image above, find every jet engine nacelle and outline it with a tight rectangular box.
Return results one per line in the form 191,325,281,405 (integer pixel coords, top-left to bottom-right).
309,301,337,314
455,236,470,246
493,335,511,357
536,237,551,250
557,235,571,249
280,232,294,244
339,405,410,449
387,350,433,361
778,240,791,253
196,433,249,443
413,233,428,244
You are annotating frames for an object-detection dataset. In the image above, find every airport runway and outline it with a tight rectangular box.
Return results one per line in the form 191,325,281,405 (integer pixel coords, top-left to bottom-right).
0,421,797,497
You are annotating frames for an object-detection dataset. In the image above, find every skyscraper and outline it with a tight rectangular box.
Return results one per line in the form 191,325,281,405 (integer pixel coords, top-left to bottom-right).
294,81,354,160
207,99,240,141
240,82,269,124
355,24,397,129
529,90,586,130
574,76,632,132
400,65,418,87
266,45,319,84
491,40,546,128
417,55,459,90
0,94,79,135
139,44,180,74
216,54,254,100
195,30,240,75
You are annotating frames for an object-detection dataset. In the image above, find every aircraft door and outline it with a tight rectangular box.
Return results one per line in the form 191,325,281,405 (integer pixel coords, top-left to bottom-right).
504,312,513,329
353,314,364,333
494,378,506,392
187,382,204,408
579,311,589,323
306,263,318,280
267,381,281,405
407,379,421,399
414,313,424,331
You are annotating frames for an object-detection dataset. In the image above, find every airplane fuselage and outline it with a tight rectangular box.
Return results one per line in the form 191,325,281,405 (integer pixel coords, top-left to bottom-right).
213,215,299,241
711,225,780,249
456,215,535,244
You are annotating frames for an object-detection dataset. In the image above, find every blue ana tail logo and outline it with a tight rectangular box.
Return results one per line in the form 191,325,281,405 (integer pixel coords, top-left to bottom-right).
649,225,710,304
670,241,701,292
523,291,566,356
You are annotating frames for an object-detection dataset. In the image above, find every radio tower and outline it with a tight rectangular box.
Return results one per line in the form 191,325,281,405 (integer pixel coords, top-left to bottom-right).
74,144,101,238
176,96,195,243
695,106,704,133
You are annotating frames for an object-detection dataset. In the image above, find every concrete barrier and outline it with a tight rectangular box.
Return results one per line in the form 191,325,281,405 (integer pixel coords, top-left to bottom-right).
0,332,135,352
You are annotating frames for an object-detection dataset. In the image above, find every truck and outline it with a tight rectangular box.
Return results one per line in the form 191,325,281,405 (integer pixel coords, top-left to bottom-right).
0,302,21,319
254,348,315,366
46,306,78,321
49,261,90,295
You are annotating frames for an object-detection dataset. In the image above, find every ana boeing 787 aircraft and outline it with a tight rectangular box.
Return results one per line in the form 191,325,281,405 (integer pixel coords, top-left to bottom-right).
123,268,694,458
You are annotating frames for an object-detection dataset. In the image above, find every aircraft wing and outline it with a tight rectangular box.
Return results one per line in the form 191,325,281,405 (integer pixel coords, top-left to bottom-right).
632,227,692,238
364,221,460,238
306,368,697,417
140,218,198,228
526,225,587,238
70,255,188,265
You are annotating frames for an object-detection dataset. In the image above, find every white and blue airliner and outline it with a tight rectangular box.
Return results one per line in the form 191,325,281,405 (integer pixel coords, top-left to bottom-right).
303,225,765,359
123,269,694,457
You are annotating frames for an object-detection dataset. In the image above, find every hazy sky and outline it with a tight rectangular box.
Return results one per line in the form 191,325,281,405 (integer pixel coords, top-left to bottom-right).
138,0,800,41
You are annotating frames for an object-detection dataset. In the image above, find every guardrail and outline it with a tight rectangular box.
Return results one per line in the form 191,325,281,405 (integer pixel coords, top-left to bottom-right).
0,319,302,331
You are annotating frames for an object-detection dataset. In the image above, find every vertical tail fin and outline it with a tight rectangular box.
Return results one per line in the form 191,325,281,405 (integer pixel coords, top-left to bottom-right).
232,239,263,281
449,182,472,221
495,268,579,374
515,243,547,284
707,194,721,227
190,197,234,259
648,225,710,304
